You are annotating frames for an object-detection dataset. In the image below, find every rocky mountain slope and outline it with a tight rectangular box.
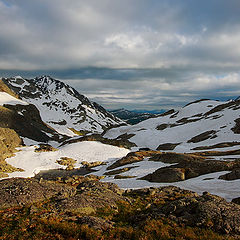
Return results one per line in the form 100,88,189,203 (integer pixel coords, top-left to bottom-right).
109,108,160,124
3,76,125,136
0,80,67,177
105,99,240,152
0,79,64,142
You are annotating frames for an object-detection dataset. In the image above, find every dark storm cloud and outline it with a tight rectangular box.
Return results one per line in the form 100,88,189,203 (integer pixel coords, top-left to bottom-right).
1,0,240,109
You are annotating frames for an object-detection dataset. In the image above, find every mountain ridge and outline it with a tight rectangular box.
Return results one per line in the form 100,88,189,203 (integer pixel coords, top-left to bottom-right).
2,76,125,136
105,98,240,152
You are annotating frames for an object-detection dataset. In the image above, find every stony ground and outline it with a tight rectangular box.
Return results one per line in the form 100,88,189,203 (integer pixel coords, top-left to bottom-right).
0,176,239,239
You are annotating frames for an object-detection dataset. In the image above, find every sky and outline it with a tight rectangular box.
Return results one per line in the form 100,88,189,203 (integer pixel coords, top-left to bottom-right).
1,0,240,110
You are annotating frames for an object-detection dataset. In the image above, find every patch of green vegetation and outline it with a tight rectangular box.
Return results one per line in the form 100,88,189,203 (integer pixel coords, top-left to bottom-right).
69,128,90,136
0,202,233,240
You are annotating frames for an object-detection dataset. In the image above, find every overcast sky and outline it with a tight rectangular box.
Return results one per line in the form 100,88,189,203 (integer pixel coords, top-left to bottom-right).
1,0,240,110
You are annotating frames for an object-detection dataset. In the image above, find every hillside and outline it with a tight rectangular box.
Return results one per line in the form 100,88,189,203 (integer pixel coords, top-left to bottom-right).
105,99,240,152
3,76,125,136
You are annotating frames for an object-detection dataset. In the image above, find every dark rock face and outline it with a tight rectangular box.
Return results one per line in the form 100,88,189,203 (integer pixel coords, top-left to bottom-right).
141,168,185,182
0,104,62,143
219,169,240,180
157,142,180,150
143,152,240,182
232,197,240,205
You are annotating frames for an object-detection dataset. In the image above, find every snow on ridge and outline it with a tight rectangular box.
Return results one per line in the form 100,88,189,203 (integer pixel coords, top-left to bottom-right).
3,76,124,136
105,99,240,152
0,92,28,106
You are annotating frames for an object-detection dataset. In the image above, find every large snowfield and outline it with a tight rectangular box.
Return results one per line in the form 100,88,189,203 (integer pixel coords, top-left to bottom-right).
2,141,239,202
4,141,130,179
104,99,240,152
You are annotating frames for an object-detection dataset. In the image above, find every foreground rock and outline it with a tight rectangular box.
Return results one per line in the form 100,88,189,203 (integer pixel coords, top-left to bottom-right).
162,191,240,235
0,178,76,209
0,177,239,238
55,180,124,214
128,187,240,236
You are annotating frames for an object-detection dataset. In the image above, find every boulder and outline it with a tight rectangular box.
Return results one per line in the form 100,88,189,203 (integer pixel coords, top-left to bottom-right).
219,169,240,180
141,168,185,182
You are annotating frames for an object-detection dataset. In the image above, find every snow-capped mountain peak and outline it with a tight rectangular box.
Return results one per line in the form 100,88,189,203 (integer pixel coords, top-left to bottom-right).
3,76,125,136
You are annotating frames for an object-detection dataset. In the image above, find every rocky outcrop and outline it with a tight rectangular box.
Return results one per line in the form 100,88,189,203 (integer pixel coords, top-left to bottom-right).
0,178,76,209
161,191,240,235
219,169,240,180
56,157,77,171
105,166,137,176
141,168,185,182
107,150,161,170
142,152,240,182
157,142,180,150
55,180,125,214
127,186,240,236
34,144,58,152
187,130,217,143
232,197,240,205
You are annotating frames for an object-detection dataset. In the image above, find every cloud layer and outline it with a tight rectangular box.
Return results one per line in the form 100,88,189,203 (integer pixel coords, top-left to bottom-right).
1,0,240,109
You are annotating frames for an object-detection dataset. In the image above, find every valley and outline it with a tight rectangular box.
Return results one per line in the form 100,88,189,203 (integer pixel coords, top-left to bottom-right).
0,76,239,239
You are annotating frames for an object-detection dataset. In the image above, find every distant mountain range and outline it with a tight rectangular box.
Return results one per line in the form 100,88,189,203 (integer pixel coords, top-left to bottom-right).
109,108,165,124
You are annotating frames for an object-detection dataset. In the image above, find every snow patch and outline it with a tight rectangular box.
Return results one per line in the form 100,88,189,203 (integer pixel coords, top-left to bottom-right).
0,92,28,106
